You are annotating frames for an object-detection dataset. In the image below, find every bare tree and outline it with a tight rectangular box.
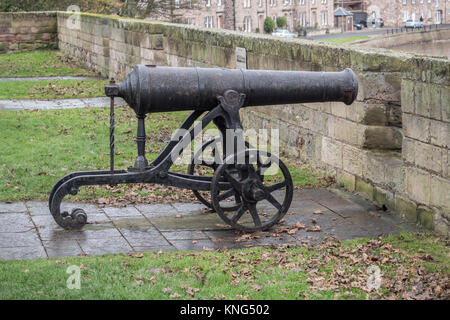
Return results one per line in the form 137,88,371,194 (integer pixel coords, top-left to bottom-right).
120,0,197,23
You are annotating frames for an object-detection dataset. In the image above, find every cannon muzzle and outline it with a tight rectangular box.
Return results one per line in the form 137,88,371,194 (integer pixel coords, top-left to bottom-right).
106,65,358,115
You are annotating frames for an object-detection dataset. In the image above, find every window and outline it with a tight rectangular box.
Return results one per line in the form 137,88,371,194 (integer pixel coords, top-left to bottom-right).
217,16,222,28
259,0,263,7
321,10,328,26
403,11,409,21
175,0,180,8
299,0,305,4
243,0,251,7
206,0,211,7
205,16,213,28
218,0,222,5
243,16,252,32
299,12,307,26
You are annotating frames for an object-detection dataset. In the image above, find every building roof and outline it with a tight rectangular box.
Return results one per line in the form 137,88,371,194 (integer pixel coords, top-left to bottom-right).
334,7,354,17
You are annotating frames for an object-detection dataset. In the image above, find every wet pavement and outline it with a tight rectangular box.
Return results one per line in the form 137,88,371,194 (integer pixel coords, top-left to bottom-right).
0,188,421,261
0,97,127,111
0,76,104,82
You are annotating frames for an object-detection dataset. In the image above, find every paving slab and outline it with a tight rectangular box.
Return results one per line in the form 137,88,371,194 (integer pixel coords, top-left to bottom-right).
0,188,423,260
43,240,84,258
0,213,34,233
0,246,47,260
0,202,27,213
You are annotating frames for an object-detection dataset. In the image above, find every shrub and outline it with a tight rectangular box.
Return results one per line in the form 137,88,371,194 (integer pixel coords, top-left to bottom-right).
276,16,287,29
263,17,275,34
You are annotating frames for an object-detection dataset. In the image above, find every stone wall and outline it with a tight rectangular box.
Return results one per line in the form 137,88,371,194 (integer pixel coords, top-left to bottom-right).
0,12,57,53
6,11,450,234
356,28,450,52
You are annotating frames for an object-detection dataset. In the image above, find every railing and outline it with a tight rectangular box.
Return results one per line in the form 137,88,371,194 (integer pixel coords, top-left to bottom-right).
386,24,441,35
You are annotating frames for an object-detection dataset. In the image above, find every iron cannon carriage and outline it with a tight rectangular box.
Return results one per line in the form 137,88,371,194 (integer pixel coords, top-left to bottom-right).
49,65,358,232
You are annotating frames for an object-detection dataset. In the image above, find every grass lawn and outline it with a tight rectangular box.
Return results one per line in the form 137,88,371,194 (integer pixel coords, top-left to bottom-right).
0,79,108,100
0,50,98,78
321,35,370,44
0,232,447,300
0,107,330,203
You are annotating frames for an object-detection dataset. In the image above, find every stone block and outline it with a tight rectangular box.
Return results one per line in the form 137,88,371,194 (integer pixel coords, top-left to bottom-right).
417,205,434,230
355,177,374,200
401,79,415,114
151,34,164,50
328,117,365,146
358,72,401,102
442,85,450,122
429,84,442,120
363,126,403,150
395,193,417,222
402,113,430,143
330,101,347,118
414,81,431,118
406,167,431,205
342,144,363,176
430,175,450,211
362,104,388,125
414,141,442,173
402,137,415,164
337,171,356,192
384,157,405,193
362,152,387,185
430,119,449,148
444,149,450,179
374,187,395,211
321,137,342,168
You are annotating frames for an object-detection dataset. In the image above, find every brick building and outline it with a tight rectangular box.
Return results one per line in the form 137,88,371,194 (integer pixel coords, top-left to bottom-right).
158,0,336,33
149,0,448,33
361,0,447,27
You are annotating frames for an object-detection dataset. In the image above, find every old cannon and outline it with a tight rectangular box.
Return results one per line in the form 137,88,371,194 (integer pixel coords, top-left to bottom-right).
49,65,358,232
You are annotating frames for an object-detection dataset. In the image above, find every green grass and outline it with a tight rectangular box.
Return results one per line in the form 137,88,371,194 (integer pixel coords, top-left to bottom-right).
0,50,98,78
0,107,329,202
320,35,370,44
0,232,447,300
0,79,108,100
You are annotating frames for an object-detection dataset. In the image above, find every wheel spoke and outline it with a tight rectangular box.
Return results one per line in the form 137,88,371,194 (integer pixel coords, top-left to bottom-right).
217,188,236,201
231,205,246,223
248,204,262,227
266,180,286,192
265,192,283,212
223,170,243,191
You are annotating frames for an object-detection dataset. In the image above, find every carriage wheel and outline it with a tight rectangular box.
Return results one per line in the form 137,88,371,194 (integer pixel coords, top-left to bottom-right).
188,137,256,212
210,149,293,232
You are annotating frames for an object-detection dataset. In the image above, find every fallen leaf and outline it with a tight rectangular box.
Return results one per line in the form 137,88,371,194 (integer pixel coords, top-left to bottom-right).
307,225,321,232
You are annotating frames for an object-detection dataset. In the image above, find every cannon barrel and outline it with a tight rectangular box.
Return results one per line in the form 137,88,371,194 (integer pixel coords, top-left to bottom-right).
106,65,358,115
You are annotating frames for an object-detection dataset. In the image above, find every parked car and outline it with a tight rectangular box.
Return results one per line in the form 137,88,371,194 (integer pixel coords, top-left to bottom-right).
405,19,423,29
271,29,296,38
353,23,363,30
